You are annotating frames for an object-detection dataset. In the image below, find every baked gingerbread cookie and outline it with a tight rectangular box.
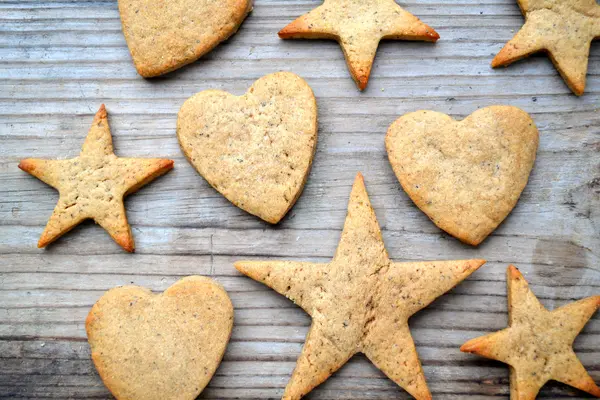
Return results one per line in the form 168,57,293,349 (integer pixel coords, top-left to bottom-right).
119,0,253,77
177,72,317,224
461,265,600,399
493,0,600,95
86,276,234,400
279,0,439,90
236,173,485,399
386,106,539,246
19,105,173,252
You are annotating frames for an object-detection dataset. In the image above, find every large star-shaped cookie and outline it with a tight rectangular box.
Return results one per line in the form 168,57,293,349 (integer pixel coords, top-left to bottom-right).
461,265,600,399
18,105,174,252
279,0,439,90
492,0,600,95
236,173,485,399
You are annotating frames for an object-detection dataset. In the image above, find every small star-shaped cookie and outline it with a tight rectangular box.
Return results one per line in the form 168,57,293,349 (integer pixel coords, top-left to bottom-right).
492,0,600,95
236,173,485,399
279,0,439,90
19,105,174,252
461,265,600,399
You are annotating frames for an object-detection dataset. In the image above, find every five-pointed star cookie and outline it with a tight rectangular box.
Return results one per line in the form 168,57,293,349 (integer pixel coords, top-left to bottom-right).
279,0,439,90
18,105,174,252
492,0,600,95
235,173,486,400
461,265,600,399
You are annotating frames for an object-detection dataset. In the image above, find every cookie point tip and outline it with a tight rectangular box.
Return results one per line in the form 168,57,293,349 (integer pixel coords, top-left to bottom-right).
357,76,369,91
507,265,522,278
233,261,246,272
96,104,108,120
163,159,175,170
459,342,473,353
490,57,503,68
278,26,294,39
459,337,482,353
18,159,31,172
585,382,600,398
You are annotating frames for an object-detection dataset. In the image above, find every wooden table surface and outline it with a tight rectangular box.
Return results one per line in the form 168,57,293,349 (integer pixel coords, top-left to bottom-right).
1,0,599,398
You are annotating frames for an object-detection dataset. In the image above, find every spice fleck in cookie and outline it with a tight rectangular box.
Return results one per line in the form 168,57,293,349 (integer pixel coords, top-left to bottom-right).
492,0,600,95
177,72,317,224
279,0,439,90
18,105,173,252
386,106,539,246
236,173,485,400
119,0,253,77
86,276,234,400
461,266,600,399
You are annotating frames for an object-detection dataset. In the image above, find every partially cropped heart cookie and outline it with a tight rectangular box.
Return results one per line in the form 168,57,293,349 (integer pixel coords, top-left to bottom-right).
386,106,539,246
177,72,318,223
86,276,233,400
118,0,253,77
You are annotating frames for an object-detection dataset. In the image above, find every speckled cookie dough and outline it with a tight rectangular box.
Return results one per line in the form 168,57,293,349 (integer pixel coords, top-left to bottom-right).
279,0,439,90
492,0,600,95
177,72,318,224
236,173,485,400
462,265,600,399
385,106,539,246
18,105,174,252
119,0,253,77
86,276,234,400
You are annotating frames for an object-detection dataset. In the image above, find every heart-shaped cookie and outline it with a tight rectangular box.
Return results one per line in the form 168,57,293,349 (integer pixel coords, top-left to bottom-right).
118,0,252,77
386,106,539,246
177,72,318,223
86,276,233,400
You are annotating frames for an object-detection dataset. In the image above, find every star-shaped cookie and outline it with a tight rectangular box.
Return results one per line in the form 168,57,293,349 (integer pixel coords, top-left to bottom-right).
18,105,174,252
461,265,600,399
279,0,439,90
492,0,600,95
235,173,486,399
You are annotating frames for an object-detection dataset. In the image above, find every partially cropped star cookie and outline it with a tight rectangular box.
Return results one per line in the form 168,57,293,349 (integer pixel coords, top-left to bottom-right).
236,173,485,400
279,0,439,90
492,0,600,95
19,105,174,252
461,265,600,399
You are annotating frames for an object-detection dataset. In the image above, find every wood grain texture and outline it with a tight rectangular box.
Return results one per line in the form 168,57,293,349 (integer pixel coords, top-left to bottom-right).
0,0,599,399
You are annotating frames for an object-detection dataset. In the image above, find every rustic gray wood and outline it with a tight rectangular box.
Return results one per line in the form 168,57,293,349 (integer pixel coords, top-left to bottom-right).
1,0,599,398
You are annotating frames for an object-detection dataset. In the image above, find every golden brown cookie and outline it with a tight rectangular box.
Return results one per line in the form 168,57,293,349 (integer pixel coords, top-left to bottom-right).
492,0,600,95
118,0,253,77
177,72,317,224
386,106,539,246
279,0,439,90
86,276,234,400
461,265,600,399
18,105,173,252
236,173,485,400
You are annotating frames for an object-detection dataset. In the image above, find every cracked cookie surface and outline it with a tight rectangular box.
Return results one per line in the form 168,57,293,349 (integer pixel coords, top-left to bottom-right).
235,173,485,400
461,265,600,399
18,105,174,252
492,0,600,95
